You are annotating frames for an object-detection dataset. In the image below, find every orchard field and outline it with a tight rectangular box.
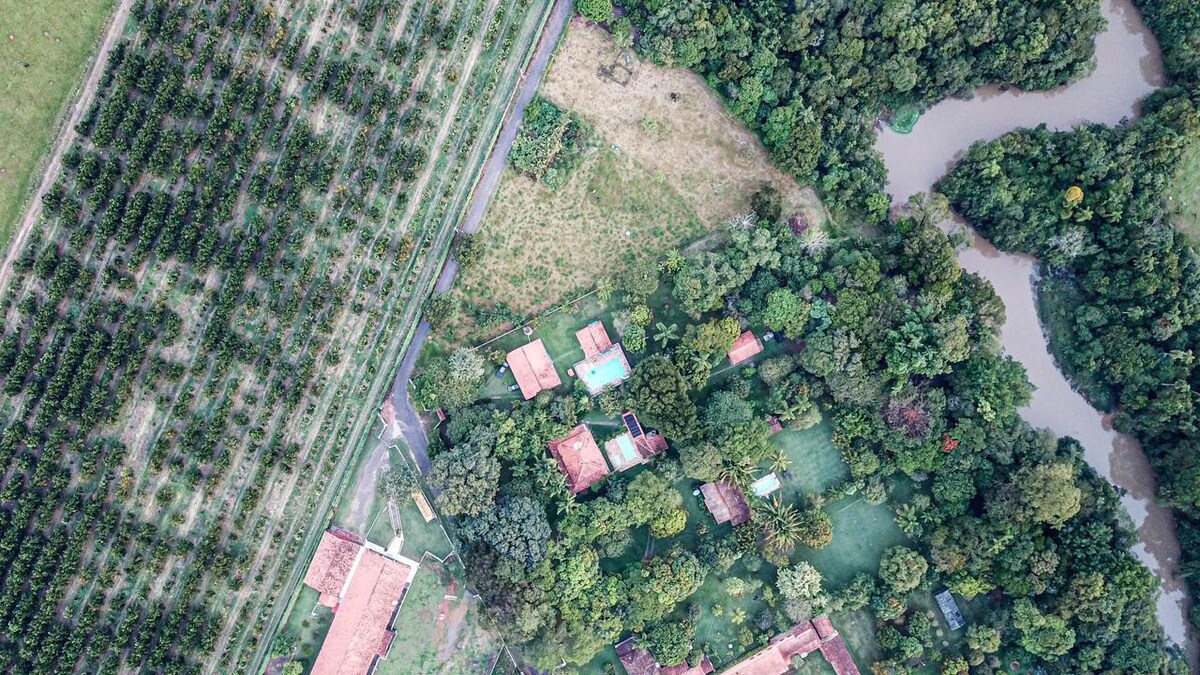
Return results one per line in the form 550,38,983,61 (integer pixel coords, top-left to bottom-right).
0,0,551,672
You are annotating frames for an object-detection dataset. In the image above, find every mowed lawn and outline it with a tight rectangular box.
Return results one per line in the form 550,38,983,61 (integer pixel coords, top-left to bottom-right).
0,0,114,249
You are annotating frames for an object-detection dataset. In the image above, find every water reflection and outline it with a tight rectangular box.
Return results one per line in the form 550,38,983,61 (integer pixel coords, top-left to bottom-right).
873,1,1192,657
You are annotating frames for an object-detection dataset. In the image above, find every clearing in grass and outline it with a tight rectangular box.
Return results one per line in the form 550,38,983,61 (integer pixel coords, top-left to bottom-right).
1167,141,1200,242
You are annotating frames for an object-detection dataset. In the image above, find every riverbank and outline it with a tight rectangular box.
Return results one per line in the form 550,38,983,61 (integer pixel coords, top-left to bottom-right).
875,0,1196,665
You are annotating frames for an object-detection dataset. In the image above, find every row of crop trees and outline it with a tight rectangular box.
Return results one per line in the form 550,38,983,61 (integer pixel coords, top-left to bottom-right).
0,0,546,669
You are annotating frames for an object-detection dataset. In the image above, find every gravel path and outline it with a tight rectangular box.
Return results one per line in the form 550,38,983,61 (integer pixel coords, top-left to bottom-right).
389,0,574,473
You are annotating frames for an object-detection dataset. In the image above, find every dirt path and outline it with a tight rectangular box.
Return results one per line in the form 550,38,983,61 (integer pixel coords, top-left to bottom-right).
344,436,393,535
389,0,575,475
0,0,134,289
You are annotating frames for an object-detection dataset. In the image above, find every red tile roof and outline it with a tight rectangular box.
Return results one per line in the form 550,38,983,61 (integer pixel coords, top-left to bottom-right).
548,424,610,493
304,531,362,608
700,481,751,526
310,548,417,675
615,637,659,675
819,636,861,675
507,339,562,400
812,616,836,641
728,331,764,365
723,619,859,675
767,416,784,434
576,320,614,359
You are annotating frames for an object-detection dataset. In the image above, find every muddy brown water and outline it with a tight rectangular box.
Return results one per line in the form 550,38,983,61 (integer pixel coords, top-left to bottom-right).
875,0,1196,664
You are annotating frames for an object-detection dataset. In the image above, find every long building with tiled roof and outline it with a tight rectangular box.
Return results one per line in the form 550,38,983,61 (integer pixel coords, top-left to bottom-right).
302,529,421,675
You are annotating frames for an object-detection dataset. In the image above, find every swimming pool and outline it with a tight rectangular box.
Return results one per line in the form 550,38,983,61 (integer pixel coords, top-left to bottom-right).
614,434,638,465
578,351,630,392
751,472,781,497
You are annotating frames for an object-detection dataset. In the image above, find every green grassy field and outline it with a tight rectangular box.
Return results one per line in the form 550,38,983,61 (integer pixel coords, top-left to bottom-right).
0,0,114,249
375,563,503,675
1168,141,1200,242
773,418,848,499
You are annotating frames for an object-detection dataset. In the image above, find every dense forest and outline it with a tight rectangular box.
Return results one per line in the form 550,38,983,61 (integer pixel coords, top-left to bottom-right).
0,0,547,671
433,214,1185,673
940,0,1200,641
613,0,1107,218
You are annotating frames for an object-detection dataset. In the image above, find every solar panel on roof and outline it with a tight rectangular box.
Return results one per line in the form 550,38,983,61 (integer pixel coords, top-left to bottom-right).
623,413,643,437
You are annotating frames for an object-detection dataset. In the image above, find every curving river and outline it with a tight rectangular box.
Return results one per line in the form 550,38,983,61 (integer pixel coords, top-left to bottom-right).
876,0,1197,666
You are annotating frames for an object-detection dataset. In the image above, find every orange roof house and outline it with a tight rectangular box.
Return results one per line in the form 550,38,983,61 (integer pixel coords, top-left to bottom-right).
605,411,669,471
573,320,632,394
303,530,421,675
576,320,614,359
722,618,860,675
700,481,751,526
728,330,764,365
507,339,562,399
548,424,610,493
304,530,362,607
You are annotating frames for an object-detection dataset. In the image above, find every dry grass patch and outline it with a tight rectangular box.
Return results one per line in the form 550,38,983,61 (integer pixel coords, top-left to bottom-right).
457,21,828,317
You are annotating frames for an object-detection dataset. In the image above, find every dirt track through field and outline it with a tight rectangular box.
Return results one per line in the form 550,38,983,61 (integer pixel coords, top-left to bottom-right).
0,0,133,289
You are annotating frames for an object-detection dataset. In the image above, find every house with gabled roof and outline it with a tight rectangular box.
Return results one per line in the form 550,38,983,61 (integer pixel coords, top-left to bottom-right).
302,529,422,675
605,410,669,471
507,339,562,399
700,481,751,526
722,617,860,675
548,423,610,493
728,330,764,365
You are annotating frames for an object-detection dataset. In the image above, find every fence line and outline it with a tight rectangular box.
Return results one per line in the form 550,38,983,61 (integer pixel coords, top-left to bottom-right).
471,287,600,351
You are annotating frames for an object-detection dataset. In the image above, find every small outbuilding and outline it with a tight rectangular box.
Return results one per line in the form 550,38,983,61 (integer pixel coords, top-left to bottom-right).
700,481,751,526
936,589,967,630
728,330,764,365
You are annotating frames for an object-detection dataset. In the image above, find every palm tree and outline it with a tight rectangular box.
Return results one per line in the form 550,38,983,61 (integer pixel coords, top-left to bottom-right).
659,249,685,274
653,322,679,349
771,449,791,474
718,456,758,487
758,497,803,554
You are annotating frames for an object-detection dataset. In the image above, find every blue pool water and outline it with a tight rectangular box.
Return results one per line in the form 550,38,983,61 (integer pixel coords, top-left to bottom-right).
615,435,638,464
582,355,628,389
751,472,781,497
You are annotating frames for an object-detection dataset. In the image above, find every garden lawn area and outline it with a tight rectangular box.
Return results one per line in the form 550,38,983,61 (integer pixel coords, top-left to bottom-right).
794,496,909,587
374,563,503,675
772,416,848,499
454,22,828,318
0,0,114,249
476,292,614,399
276,585,334,672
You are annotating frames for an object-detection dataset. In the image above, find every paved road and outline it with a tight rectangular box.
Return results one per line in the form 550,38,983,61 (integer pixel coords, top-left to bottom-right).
389,0,574,473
